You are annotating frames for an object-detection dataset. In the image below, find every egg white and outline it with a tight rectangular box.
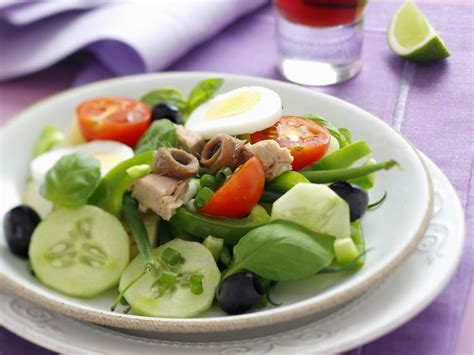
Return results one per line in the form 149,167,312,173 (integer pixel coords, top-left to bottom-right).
30,140,134,184
323,136,340,157
185,86,282,139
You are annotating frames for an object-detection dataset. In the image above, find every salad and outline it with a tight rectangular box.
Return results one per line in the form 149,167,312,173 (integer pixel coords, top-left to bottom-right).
3,78,397,318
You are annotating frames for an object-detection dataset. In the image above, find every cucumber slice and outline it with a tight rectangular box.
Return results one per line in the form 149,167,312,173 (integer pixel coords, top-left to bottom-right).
350,220,365,267
334,238,359,265
120,239,220,318
271,183,350,239
29,205,130,298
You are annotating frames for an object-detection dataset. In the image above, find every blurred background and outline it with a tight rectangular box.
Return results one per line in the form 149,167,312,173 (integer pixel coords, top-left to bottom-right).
0,1,472,355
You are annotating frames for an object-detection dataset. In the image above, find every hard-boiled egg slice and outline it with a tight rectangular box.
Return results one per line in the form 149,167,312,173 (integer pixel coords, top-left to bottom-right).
323,136,340,157
31,140,134,184
185,86,282,139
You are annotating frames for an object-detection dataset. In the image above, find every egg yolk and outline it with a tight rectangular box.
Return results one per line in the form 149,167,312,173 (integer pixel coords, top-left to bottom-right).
206,91,261,120
93,152,121,170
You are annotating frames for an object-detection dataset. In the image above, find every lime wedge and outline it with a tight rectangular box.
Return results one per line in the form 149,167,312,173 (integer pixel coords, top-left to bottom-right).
388,0,450,62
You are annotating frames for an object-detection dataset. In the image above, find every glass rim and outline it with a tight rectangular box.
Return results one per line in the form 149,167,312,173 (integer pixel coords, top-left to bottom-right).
272,0,366,29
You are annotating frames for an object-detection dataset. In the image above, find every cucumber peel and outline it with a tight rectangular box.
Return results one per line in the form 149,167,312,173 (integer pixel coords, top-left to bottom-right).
350,220,365,267
271,184,350,240
29,205,130,298
334,238,359,265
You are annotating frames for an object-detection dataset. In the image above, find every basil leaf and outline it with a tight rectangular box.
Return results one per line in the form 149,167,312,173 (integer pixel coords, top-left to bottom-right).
339,128,352,145
303,114,352,147
186,78,223,113
134,119,179,154
40,152,101,208
226,220,334,281
140,88,187,111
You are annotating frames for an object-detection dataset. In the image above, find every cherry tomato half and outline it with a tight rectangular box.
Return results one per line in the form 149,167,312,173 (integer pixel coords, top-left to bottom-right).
200,157,265,218
77,97,152,147
251,115,330,170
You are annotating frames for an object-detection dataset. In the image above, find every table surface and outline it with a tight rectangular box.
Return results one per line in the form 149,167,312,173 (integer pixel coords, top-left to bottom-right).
0,1,472,354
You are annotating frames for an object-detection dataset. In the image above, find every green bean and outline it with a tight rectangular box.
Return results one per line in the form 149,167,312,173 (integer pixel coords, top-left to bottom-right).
122,194,155,268
267,171,309,194
310,140,372,170
349,158,377,190
113,193,157,311
301,160,398,183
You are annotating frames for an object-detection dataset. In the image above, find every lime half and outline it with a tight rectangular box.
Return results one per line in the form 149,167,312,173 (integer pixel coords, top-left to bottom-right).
388,0,450,62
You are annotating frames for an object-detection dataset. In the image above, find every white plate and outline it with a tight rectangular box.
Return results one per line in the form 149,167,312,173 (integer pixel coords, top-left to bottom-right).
0,72,432,334
0,154,463,354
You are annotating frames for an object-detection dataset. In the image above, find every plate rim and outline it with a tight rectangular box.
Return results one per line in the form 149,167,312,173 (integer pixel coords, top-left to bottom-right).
0,71,434,333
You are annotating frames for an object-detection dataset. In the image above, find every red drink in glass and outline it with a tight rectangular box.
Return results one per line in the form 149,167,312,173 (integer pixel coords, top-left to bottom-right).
274,0,367,86
275,0,367,27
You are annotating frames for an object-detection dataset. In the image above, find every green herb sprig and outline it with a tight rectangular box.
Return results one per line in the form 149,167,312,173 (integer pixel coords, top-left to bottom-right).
303,114,352,147
134,119,179,154
140,78,223,116
41,152,101,208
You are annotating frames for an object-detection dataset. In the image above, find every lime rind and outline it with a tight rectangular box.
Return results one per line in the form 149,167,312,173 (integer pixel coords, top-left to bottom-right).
398,36,450,63
388,0,450,63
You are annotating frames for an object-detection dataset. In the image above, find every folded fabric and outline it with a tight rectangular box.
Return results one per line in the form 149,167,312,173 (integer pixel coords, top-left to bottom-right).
0,0,267,81
0,0,105,26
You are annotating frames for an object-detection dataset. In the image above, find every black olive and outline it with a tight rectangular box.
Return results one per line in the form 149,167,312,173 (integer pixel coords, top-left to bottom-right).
329,181,369,221
151,103,182,124
3,205,41,258
217,272,264,315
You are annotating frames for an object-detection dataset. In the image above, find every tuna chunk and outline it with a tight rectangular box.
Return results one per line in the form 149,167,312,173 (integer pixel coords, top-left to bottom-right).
175,124,205,156
249,140,293,181
131,174,188,220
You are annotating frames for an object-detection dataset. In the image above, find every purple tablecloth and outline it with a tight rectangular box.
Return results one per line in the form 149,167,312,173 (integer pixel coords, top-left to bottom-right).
1,1,472,354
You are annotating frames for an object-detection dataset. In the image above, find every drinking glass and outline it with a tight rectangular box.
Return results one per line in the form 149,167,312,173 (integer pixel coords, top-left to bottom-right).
274,0,367,86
